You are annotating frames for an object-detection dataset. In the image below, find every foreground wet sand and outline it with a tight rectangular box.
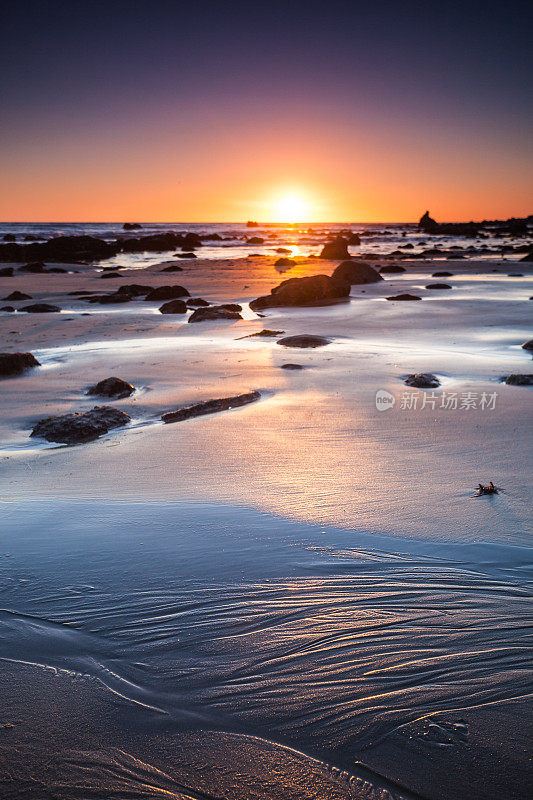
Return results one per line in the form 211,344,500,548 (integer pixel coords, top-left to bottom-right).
1,256,532,798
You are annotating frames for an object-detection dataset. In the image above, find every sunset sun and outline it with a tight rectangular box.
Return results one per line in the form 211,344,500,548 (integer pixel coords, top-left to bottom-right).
273,194,308,223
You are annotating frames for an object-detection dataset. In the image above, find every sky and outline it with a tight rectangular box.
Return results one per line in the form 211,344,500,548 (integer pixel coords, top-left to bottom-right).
1,0,532,222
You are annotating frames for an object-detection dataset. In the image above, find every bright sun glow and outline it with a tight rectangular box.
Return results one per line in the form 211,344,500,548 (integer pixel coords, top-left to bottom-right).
273,194,308,223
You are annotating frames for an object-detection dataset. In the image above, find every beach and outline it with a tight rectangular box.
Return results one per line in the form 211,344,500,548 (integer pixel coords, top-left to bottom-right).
1,232,532,799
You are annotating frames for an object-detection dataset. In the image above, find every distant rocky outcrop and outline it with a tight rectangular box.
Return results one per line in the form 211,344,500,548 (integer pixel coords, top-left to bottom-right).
123,223,142,230
87,377,135,398
3,291,32,300
319,237,350,259
0,352,40,377
162,391,260,423
386,294,421,301
31,406,130,444
249,274,350,310
331,261,382,284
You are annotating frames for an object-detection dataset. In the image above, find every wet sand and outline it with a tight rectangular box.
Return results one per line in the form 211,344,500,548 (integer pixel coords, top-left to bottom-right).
1,255,532,798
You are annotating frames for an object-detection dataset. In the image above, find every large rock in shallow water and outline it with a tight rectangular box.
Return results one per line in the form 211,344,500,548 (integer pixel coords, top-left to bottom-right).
20,303,60,312
0,352,40,377
331,261,382,285
86,377,135,398
162,391,260,423
249,275,349,310
31,406,130,444
319,237,350,259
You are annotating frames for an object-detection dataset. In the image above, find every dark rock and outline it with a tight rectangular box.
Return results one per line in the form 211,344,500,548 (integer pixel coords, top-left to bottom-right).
386,294,422,301
160,264,184,272
100,271,121,279
521,340,533,351
88,293,133,304
188,306,242,323
426,283,452,289
19,261,48,273
432,271,453,277
3,234,16,242
187,298,210,307
275,257,296,268
123,223,142,230
177,252,197,258
332,261,382,284
144,285,190,301
20,303,60,313
504,374,533,385
31,405,130,444
220,303,242,312
250,274,350,310
280,363,305,370
519,251,533,262
0,268,14,277
419,211,439,233
347,233,361,245
404,373,440,388
162,391,260,423
508,273,523,277
1,305,14,312
237,329,285,340
0,352,40,376
379,265,406,274
48,267,68,273
3,291,32,300
277,335,330,348
159,299,188,314
87,377,135,398
319,237,350,259
247,237,264,244
275,248,291,254
117,284,152,297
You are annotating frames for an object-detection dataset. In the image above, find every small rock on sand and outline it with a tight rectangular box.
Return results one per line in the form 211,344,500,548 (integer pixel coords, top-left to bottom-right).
144,286,190,301
160,264,184,272
432,271,453,277
3,291,32,300
237,329,285,339
280,363,305,370
332,261,383,284
426,283,452,289
379,265,405,273
1,305,14,312
87,377,135,398
0,268,14,277
19,261,48,273
0,352,40,377
386,294,421,301
20,303,60,313
162,391,260,423
277,335,330,348
30,406,131,444
275,257,296,268
319,237,350,259
504,374,533,385
404,373,440,388
188,306,242,323
159,299,188,314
